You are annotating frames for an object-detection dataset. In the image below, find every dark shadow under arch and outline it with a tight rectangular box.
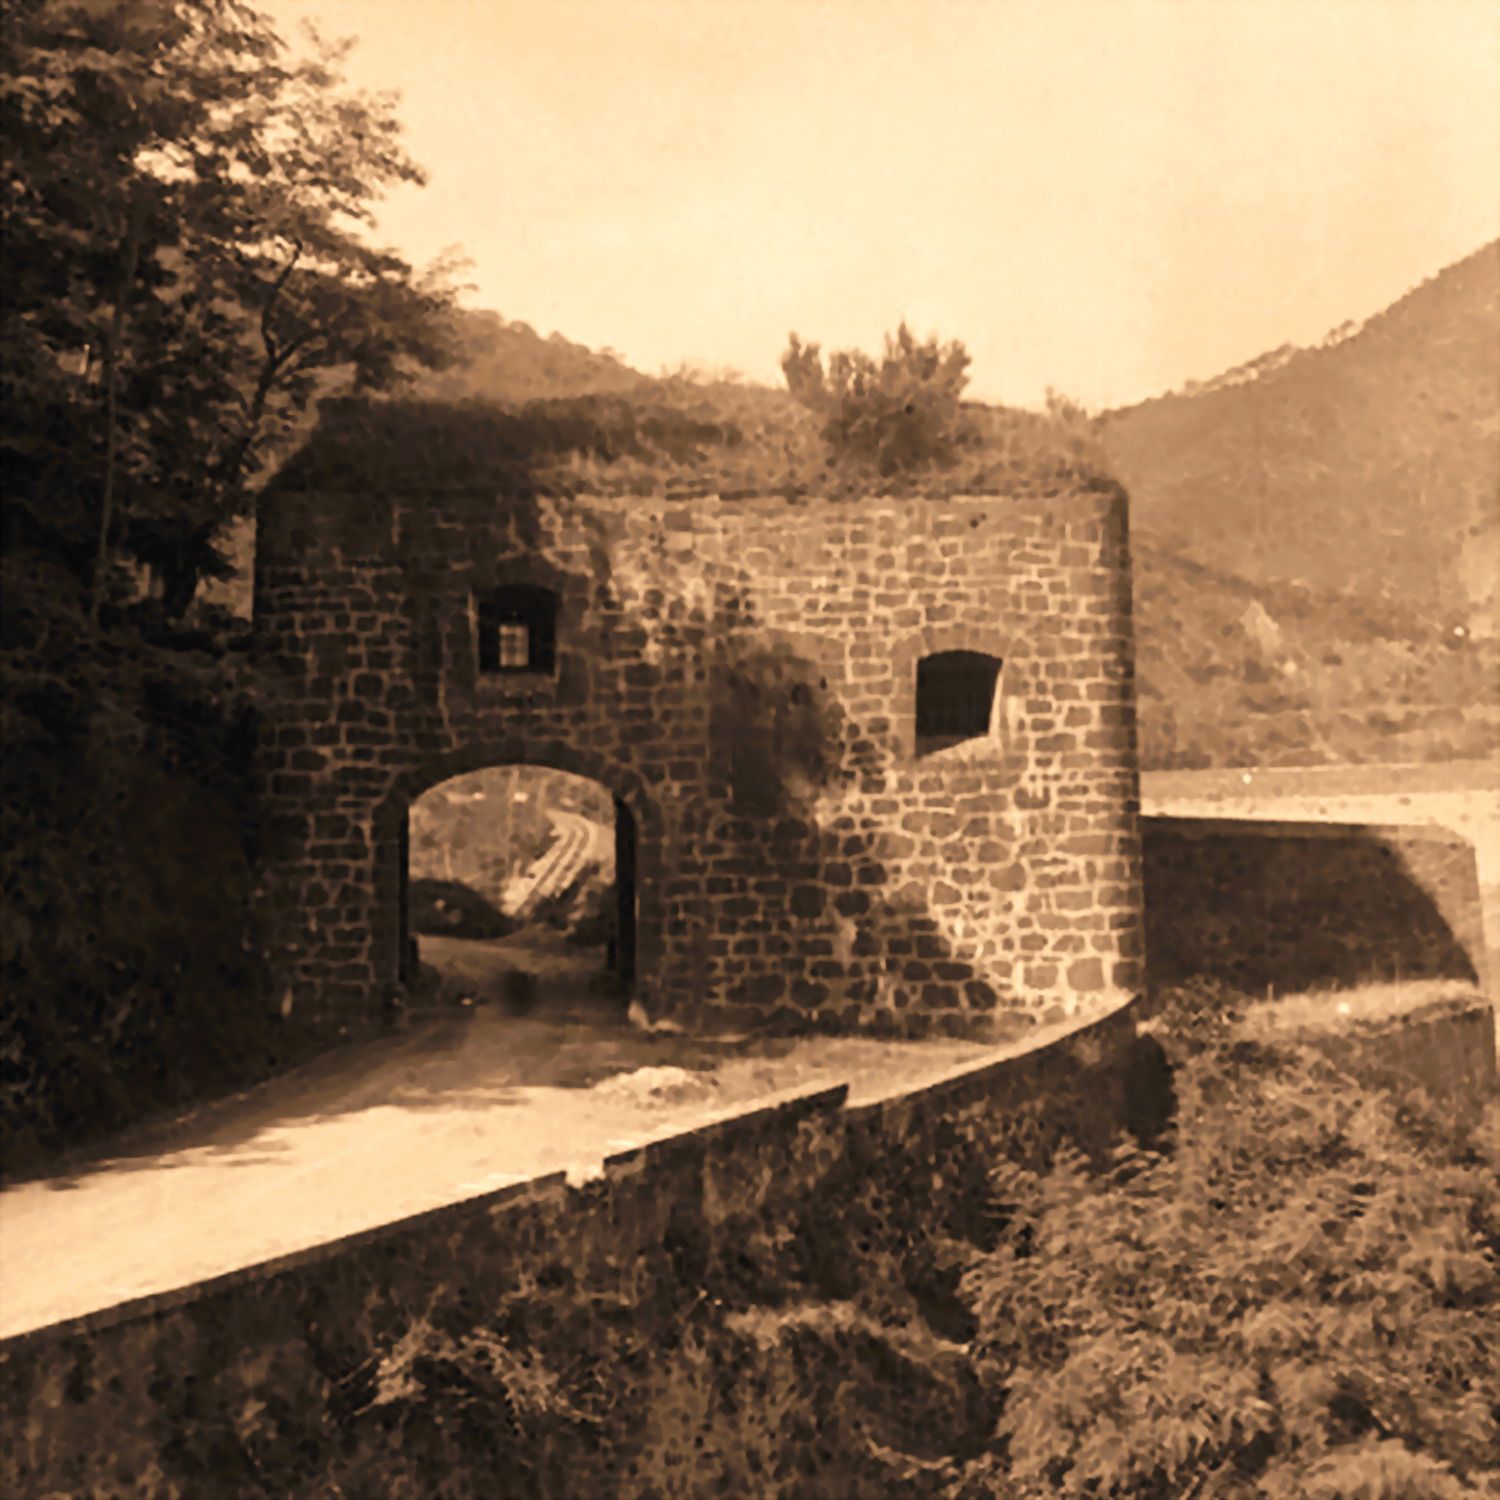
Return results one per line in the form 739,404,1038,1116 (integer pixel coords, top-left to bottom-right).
375,741,660,1006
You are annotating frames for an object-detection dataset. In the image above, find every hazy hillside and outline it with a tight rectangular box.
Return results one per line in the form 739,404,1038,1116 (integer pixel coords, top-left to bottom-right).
1105,240,1500,639
225,256,1500,771
419,310,653,403
1132,536,1499,769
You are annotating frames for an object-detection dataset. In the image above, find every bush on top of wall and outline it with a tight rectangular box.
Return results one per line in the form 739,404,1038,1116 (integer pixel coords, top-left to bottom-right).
268,387,1122,506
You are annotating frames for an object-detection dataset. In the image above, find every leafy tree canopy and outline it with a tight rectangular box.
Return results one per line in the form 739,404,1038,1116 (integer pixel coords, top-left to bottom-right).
1,0,461,617
0,0,463,1161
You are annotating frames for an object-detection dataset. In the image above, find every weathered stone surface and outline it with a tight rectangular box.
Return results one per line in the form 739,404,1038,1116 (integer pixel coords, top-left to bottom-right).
253,484,1144,1038
0,1006,1147,1499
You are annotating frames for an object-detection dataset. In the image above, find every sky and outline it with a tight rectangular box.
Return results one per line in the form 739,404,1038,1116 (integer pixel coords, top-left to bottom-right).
259,0,1500,410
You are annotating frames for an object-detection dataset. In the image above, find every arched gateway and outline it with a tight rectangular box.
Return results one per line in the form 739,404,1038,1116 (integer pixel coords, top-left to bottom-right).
386,750,644,997
253,401,1145,1040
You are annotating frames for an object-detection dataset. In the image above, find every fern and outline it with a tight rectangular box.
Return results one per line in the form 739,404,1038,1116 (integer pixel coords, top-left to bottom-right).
953,988,1500,1494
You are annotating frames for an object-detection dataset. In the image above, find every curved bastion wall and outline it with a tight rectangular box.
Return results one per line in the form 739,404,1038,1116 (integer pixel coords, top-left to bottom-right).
252,464,1144,1038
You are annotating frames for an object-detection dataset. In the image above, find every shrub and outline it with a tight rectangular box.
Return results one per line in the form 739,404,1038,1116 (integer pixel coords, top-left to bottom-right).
782,323,975,478
948,988,1500,1498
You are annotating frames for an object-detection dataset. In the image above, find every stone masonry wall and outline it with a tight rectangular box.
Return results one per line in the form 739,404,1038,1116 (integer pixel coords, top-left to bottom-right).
253,478,1142,1039
0,1005,1155,1499
1142,816,1488,996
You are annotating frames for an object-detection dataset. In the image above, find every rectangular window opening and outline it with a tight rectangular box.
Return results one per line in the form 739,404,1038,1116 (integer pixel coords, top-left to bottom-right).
477,585,558,676
916,649,1002,754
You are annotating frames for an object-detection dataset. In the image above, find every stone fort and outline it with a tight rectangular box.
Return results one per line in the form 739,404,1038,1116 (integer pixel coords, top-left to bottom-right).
253,401,1145,1039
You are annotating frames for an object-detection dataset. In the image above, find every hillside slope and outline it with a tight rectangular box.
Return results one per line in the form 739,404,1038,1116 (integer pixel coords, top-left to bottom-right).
1105,240,1500,638
232,264,1499,770
1131,535,1499,769
420,310,653,402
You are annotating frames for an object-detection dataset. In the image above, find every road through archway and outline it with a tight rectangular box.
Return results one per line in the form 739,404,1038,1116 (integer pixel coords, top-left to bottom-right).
402,765,636,1017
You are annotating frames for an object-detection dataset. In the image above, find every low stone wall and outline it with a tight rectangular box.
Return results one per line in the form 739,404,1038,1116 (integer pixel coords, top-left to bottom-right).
0,1003,1162,1499
1276,995,1496,1123
1142,816,1488,996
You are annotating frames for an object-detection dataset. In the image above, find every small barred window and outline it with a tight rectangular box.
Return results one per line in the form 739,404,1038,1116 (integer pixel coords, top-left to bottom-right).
477,586,558,675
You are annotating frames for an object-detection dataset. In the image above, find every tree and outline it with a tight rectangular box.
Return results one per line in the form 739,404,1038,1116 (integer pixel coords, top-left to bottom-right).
782,321,973,478
1,0,461,617
0,0,461,1163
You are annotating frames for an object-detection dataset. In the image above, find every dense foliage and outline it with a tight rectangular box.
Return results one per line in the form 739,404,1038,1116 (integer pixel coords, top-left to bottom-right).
783,322,976,477
951,990,1500,1498
0,567,287,1167
1,0,457,612
0,0,454,1166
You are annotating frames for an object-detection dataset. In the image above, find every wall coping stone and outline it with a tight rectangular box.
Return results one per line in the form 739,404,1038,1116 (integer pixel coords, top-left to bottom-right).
0,996,1137,1361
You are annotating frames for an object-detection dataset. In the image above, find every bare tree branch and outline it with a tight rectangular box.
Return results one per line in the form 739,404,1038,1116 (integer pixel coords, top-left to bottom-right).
258,240,303,367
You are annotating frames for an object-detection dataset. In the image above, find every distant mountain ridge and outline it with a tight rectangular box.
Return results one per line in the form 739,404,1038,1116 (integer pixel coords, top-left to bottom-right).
234,243,1499,768
1114,318,1373,411
1103,240,1500,639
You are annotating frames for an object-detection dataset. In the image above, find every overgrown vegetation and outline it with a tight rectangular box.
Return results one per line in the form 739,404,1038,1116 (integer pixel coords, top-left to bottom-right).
0,0,455,1167
949,986,1499,1497
182,985,1495,1496
782,322,975,477
0,570,288,1168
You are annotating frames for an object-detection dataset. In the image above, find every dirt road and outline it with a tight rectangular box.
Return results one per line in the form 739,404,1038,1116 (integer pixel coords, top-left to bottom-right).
0,1000,1064,1340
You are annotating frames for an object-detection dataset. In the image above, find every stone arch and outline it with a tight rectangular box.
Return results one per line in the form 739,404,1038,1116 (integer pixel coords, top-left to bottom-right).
372,738,663,1004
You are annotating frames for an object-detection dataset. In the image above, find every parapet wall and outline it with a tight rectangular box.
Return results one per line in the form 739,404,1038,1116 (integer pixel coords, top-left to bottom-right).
1142,816,1488,996
254,462,1143,1038
0,1005,1155,1498
1271,996,1496,1122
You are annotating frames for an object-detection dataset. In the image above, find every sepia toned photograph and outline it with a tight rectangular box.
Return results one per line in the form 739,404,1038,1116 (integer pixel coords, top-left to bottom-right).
1,0,1497,1493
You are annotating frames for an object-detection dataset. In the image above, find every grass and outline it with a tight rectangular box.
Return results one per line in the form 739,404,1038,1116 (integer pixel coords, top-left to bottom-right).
1235,978,1488,1034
